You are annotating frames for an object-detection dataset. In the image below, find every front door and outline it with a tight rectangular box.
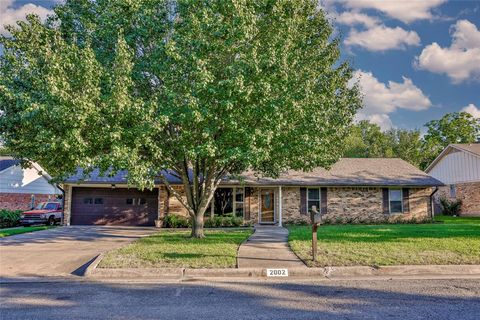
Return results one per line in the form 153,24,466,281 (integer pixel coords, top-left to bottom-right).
260,189,275,223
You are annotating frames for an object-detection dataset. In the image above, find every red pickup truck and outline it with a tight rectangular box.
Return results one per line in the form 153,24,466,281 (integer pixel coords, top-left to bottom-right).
20,202,63,226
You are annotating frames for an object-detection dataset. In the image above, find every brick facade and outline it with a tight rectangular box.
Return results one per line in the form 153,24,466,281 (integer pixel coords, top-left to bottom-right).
0,193,58,211
61,184,433,225
436,182,480,216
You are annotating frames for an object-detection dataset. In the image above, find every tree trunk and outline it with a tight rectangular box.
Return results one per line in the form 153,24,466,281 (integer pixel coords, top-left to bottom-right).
191,212,205,238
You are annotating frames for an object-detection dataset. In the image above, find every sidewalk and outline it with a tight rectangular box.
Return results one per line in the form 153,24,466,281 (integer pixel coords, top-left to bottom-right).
236,225,306,268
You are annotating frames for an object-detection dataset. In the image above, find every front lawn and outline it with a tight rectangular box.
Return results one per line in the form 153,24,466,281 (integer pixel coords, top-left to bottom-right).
288,217,480,267
0,226,54,238
99,229,253,269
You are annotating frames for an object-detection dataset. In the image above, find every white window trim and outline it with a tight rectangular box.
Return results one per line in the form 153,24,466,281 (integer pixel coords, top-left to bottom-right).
307,187,321,213
389,188,403,214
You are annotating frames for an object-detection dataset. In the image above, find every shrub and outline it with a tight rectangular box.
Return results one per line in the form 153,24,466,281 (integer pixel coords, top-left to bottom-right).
204,216,243,228
162,215,191,228
0,209,22,228
439,197,462,216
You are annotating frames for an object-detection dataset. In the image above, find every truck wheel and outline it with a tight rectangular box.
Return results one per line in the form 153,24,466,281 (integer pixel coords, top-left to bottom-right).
48,216,55,226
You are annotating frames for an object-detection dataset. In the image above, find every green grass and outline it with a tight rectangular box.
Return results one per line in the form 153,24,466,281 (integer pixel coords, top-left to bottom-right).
99,229,253,269
0,226,54,237
434,215,480,225
288,217,480,267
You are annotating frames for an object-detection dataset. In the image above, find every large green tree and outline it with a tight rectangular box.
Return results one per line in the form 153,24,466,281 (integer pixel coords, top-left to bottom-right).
421,112,480,169
343,120,393,158
0,0,361,237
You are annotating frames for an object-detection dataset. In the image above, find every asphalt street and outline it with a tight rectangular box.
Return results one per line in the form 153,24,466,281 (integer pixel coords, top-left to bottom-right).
1,278,479,320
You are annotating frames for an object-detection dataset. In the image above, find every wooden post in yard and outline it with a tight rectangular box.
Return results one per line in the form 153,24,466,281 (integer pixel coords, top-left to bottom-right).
310,206,320,262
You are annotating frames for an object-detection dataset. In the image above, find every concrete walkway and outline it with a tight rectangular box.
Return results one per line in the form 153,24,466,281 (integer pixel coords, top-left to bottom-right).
237,225,306,268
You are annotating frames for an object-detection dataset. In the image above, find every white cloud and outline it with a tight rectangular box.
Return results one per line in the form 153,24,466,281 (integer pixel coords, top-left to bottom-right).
415,20,480,83
345,25,420,51
0,0,52,35
339,0,446,24
462,104,480,118
352,70,432,115
335,11,380,28
356,113,394,131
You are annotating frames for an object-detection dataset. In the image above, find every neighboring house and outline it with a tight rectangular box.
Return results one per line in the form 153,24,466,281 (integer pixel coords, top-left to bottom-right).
61,158,442,226
426,143,480,216
0,157,62,211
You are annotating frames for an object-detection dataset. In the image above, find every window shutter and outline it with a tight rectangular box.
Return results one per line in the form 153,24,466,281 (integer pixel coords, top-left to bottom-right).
402,188,410,214
382,188,389,214
321,187,328,214
300,187,307,215
244,187,251,220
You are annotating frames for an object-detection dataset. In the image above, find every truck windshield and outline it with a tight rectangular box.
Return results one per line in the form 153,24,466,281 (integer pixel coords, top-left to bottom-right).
35,203,58,210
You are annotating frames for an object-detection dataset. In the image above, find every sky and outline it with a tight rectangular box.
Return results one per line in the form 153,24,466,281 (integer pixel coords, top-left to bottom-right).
1,0,479,131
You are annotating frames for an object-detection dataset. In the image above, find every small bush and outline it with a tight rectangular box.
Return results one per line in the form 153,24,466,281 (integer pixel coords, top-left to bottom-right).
162,215,191,228
204,216,243,228
0,209,22,228
440,197,462,216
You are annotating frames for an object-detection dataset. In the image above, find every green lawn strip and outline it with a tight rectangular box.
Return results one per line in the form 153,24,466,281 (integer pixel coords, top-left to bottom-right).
0,226,54,237
288,221,480,267
434,215,480,225
99,229,253,269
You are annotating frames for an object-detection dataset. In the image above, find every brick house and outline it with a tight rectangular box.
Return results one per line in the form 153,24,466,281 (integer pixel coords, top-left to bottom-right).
426,143,480,216
0,156,62,210
61,158,442,226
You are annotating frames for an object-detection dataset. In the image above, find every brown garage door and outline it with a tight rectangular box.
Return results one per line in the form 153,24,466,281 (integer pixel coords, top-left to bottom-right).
71,187,158,226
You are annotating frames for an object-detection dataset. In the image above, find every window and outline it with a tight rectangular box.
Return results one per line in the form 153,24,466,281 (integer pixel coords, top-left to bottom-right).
126,198,134,205
138,198,146,205
211,187,244,218
94,198,103,205
307,188,320,213
83,198,93,205
235,188,244,218
450,185,456,198
389,189,403,214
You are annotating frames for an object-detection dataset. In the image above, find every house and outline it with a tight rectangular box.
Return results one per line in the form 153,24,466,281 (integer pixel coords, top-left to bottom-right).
61,158,442,226
426,143,480,216
0,156,62,210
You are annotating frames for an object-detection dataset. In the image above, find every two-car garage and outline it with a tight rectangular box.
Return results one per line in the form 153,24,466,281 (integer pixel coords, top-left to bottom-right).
70,187,158,226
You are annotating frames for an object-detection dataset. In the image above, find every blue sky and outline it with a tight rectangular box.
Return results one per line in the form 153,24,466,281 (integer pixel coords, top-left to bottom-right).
1,0,479,131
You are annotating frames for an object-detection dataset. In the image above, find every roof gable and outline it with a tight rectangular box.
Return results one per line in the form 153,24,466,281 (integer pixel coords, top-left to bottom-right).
426,143,480,173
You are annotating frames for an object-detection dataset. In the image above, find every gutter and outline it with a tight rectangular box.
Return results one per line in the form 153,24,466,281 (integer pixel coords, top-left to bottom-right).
429,187,439,218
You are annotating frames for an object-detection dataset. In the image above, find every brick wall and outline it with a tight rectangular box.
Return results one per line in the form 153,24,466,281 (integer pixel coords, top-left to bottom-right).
436,182,480,216
158,185,190,218
0,193,58,211
282,186,431,224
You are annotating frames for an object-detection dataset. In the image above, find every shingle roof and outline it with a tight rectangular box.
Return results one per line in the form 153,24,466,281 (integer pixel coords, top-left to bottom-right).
0,157,20,172
451,143,480,157
65,158,442,187
227,158,442,186
64,168,183,184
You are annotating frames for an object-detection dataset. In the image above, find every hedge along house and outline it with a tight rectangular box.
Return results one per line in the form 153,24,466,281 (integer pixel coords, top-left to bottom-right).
61,158,442,226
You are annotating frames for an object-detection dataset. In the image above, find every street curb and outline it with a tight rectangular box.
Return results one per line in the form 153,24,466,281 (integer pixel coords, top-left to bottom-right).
86,264,480,280
83,253,105,277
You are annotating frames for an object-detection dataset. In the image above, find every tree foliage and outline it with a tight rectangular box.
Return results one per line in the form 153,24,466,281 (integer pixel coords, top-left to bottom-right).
0,0,361,237
421,112,480,169
343,112,479,170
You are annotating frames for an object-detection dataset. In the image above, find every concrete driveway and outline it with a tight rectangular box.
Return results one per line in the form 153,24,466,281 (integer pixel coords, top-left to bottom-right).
0,226,157,279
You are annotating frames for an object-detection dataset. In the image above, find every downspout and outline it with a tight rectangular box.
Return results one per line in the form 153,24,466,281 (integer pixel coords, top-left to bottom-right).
429,187,439,219
57,184,66,225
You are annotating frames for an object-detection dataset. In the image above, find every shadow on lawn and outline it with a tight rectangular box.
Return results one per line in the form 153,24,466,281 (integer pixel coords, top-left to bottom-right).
1,278,479,320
